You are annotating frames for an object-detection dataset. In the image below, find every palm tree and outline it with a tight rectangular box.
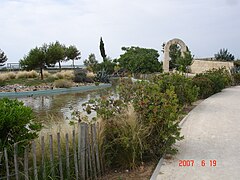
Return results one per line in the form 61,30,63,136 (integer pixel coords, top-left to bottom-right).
215,48,234,61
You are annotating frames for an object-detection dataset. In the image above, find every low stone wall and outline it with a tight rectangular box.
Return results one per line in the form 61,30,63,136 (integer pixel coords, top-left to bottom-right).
190,59,234,74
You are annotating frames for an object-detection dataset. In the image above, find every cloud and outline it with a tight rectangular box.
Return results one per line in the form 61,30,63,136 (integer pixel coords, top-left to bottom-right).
0,0,240,63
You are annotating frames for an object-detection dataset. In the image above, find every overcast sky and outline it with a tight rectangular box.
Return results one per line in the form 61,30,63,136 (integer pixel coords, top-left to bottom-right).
0,0,240,64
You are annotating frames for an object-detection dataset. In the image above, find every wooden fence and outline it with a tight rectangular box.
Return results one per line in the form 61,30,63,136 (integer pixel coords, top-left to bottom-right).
0,123,103,180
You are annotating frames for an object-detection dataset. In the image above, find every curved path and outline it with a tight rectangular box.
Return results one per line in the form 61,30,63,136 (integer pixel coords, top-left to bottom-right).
155,86,240,180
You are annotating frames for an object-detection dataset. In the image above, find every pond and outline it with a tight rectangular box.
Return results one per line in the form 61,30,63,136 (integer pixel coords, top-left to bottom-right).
18,87,115,130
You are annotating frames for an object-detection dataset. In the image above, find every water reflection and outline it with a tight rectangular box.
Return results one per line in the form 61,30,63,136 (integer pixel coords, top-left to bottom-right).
18,88,113,124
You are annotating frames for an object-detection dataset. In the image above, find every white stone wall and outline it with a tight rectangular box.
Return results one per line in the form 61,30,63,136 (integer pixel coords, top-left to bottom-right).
190,59,234,74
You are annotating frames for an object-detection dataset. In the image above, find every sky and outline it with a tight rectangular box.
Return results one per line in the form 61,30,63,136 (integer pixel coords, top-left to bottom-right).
0,0,240,65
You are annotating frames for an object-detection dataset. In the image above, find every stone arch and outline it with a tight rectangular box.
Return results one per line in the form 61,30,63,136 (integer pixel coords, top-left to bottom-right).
163,38,187,72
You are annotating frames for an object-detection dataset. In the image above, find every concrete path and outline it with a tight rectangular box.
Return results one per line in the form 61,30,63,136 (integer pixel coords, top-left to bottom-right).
156,86,240,180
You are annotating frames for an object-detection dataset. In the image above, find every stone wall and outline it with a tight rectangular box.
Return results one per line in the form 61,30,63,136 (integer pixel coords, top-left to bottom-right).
190,59,234,74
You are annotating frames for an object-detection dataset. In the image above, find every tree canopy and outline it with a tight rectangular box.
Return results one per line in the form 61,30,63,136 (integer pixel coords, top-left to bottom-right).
0,49,8,66
215,48,235,61
19,42,80,79
84,53,98,72
20,46,49,79
66,45,81,68
118,46,162,74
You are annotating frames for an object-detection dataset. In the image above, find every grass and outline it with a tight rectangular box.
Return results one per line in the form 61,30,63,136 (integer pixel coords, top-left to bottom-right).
4,77,56,86
53,79,74,88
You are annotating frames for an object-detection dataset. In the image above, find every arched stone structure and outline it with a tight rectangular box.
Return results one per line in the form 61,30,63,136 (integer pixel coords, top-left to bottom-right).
163,38,187,72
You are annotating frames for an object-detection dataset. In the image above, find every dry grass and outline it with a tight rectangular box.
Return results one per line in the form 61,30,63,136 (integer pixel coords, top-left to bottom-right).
16,70,38,79
0,72,16,81
53,70,74,80
43,70,52,78
53,79,74,88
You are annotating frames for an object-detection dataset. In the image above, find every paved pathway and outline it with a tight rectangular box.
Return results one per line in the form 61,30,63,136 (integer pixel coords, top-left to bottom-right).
156,86,240,180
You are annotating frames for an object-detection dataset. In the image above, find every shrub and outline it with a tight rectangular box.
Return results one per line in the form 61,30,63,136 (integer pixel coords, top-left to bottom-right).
28,70,38,78
233,73,240,85
193,68,232,98
0,72,16,81
0,98,42,155
84,77,183,169
43,70,52,78
192,77,214,99
73,69,94,83
151,73,199,106
53,70,74,80
6,72,16,79
16,70,38,79
53,79,73,88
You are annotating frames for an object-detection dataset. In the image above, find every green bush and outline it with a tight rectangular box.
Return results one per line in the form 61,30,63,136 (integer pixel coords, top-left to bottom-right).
233,73,240,85
151,73,199,106
193,68,232,98
84,76,183,169
0,98,42,155
192,77,214,99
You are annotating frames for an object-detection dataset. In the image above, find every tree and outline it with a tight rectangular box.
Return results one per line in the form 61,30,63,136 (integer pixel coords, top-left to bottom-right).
47,41,66,70
99,37,107,61
118,46,162,74
66,45,81,68
169,44,181,70
20,45,51,80
215,48,235,61
96,57,116,75
176,48,194,72
84,53,98,72
0,49,8,66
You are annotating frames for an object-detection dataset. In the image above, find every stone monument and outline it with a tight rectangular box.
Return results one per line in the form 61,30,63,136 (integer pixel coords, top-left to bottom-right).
163,38,187,72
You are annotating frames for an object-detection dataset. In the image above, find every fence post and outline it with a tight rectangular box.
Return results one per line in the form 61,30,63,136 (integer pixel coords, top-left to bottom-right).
78,122,81,176
49,134,55,178
24,146,29,180
57,132,63,180
65,133,70,179
80,123,86,180
4,148,10,180
91,124,97,179
93,123,101,176
73,129,79,180
41,136,46,180
14,143,19,180
32,141,38,180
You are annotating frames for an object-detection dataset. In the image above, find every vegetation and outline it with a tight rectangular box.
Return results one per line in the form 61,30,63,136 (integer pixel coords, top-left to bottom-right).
53,79,74,88
176,49,193,72
214,48,235,61
100,37,107,61
233,73,240,85
151,73,199,106
47,41,66,70
65,45,81,68
169,44,181,70
19,42,81,79
0,98,42,155
118,46,162,74
20,46,52,80
0,49,8,66
193,68,232,98
84,53,98,72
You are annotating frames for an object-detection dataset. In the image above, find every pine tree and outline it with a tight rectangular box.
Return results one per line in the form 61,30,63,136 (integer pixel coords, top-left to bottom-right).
0,49,8,66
